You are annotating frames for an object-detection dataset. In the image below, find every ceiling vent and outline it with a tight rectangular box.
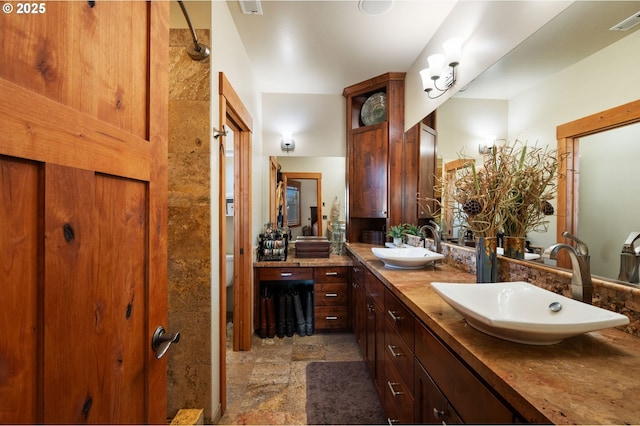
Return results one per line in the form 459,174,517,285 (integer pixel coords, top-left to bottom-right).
239,0,263,15
610,11,640,31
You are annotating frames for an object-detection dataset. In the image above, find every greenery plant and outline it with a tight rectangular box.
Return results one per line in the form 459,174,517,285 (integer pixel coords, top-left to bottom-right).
387,224,406,239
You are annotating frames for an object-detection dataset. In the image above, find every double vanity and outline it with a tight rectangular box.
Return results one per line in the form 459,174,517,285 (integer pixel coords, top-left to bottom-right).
254,242,640,424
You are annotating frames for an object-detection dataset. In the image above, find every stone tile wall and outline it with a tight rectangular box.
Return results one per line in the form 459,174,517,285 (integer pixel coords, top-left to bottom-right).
437,240,640,338
167,29,212,422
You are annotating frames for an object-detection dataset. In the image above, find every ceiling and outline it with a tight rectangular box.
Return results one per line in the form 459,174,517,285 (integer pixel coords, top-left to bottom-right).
228,0,640,99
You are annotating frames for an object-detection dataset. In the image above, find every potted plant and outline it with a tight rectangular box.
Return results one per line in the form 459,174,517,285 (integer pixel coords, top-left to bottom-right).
387,224,406,247
404,223,425,247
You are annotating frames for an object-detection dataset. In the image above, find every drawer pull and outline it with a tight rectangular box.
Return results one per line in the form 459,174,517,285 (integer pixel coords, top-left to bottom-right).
353,267,361,273
280,272,293,277
325,316,338,320
433,407,445,419
387,310,403,322
387,344,404,357
324,272,338,276
387,381,403,397
324,293,338,297
367,303,375,312
387,418,399,426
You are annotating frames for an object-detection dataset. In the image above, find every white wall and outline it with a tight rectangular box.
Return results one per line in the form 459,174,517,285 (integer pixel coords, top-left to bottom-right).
209,1,264,418
508,28,640,250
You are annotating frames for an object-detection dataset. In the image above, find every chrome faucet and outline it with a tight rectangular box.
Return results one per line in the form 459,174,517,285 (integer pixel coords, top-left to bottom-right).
618,232,640,284
542,231,593,304
420,220,441,254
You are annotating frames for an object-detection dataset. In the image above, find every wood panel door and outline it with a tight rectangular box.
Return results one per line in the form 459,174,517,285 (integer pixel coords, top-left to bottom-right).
349,122,388,218
0,2,169,424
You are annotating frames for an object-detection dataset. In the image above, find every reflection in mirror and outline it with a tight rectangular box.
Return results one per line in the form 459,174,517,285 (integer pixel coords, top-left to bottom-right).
285,180,301,228
276,157,346,238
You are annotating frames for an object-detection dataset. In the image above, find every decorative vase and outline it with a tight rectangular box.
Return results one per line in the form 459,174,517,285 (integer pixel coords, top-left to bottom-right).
393,237,402,247
503,236,526,260
475,237,498,283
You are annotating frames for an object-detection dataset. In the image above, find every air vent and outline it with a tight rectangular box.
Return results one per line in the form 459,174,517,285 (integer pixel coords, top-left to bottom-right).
239,0,262,15
610,11,640,31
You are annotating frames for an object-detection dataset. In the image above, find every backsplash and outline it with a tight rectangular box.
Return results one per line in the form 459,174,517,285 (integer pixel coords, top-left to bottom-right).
438,241,640,338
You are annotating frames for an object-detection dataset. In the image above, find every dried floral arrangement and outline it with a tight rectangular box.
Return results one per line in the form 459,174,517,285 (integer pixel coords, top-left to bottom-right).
417,140,560,239
501,142,559,237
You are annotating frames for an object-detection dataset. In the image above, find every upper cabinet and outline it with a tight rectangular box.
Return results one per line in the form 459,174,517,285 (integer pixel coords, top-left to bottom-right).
343,72,405,243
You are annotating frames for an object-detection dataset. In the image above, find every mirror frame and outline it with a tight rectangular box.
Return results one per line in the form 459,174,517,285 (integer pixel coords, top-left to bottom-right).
556,99,640,269
280,171,323,237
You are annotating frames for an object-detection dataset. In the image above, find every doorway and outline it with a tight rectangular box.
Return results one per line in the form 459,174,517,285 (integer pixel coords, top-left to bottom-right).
218,73,253,414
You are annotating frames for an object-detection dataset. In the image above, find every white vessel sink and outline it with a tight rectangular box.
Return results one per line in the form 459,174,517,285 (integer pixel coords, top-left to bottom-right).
371,246,444,269
431,281,629,345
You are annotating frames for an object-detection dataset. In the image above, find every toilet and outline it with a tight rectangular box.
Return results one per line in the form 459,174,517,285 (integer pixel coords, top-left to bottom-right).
225,254,234,287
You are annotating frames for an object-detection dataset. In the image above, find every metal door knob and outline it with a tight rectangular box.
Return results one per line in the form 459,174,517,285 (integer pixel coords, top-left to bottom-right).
152,326,180,359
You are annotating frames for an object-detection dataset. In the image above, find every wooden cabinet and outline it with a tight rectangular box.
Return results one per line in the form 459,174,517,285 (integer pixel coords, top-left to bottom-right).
364,269,385,396
314,267,349,330
350,257,366,354
343,72,405,243
415,321,517,424
415,359,462,424
383,289,416,424
349,123,388,218
253,266,349,332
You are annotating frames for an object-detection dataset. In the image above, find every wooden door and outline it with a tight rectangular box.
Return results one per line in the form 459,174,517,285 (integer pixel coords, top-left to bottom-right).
0,2,169,424
349,122,388,218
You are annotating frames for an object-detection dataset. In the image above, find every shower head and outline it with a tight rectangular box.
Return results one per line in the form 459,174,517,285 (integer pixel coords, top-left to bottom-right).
177,0,210,61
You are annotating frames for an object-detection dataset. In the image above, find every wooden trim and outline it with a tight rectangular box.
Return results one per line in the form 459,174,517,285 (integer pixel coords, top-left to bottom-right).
556,99,640,268
146,2,169,424
0,79,152,180
280,172,323,237
219,73,253,132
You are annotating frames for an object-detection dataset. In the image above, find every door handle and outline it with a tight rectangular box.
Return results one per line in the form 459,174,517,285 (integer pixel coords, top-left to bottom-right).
152,326,180,359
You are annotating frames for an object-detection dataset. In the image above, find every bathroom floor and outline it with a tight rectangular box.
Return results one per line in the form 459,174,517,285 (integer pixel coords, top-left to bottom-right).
219,323,364,425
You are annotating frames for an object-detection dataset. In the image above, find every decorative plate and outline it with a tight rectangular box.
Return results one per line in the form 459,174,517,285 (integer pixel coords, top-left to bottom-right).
360,92,387,126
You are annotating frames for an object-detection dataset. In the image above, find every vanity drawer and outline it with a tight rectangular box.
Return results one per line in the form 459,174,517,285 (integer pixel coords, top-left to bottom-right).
385,290,415,351
384,319,414,390
364,269,384,308
314,283,348,306
314,266,349,283
383,350,415,425
415,321,514,424
257,267,313,281
315,306,349,329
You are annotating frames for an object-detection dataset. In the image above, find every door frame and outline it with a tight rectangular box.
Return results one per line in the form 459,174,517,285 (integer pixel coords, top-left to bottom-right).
218,72,253,413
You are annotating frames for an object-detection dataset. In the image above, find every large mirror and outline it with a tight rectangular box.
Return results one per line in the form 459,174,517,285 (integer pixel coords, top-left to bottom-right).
432,1,640,283
272,156,347,239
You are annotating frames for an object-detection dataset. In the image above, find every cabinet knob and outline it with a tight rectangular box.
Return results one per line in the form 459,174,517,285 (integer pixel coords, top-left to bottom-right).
433,407,445,419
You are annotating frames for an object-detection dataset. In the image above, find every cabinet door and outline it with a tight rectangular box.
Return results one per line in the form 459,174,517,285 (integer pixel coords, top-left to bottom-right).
349,123,388,218
414,360,462,425
365,294,378,377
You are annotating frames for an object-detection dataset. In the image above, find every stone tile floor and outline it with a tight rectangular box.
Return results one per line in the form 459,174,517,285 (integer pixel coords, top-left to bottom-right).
219,324,364,425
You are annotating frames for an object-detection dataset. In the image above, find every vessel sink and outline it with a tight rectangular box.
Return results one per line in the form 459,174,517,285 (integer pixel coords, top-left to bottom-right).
371,247,444,270
430,281,629,345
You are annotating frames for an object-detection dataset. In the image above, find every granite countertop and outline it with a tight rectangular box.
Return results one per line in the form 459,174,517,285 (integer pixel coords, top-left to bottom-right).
253,252,352,268
346,242,640,425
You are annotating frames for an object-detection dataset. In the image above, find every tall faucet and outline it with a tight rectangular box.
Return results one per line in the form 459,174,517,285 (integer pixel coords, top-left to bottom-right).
420,220,441,254
618,232,640,284
542,231,593,304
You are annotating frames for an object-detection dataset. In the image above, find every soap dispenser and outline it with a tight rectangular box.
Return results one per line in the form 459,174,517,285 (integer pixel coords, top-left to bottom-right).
617,232,640,284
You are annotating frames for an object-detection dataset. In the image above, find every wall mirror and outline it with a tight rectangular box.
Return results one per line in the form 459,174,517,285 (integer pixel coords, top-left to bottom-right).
430,1,640,284
271,157,347,239
557,100,640,283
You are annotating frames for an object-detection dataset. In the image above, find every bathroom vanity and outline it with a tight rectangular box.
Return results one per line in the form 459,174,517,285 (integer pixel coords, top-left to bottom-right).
346,242,640,425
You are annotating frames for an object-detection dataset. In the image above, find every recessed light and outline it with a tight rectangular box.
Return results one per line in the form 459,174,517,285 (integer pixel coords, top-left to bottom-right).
358,0,394,16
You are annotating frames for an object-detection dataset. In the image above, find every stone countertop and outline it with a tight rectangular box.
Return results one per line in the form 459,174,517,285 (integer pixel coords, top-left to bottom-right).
347,242,640,425
253,252,352,268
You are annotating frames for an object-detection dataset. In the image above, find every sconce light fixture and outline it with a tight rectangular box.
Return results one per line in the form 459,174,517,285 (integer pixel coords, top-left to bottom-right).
281,132,295,153
479,135,496,154
420,37,462,99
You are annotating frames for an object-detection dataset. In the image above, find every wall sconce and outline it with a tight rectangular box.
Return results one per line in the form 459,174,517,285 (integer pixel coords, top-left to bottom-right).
281,132,295,153
479,135,496,154
420,37,462,99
